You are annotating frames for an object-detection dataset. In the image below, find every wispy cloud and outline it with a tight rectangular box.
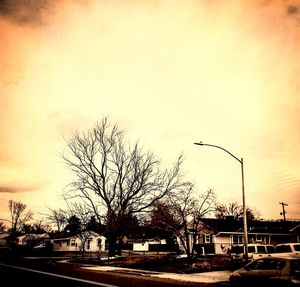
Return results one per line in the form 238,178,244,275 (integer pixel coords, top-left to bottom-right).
0,181,47,193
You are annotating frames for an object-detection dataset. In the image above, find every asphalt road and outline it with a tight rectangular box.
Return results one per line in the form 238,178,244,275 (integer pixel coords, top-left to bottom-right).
0,258,224,287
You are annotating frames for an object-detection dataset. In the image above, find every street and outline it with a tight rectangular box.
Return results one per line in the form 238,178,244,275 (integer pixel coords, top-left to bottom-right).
0,258,226,287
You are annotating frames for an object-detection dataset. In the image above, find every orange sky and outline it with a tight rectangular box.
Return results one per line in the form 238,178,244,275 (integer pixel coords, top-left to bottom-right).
1,0,300,223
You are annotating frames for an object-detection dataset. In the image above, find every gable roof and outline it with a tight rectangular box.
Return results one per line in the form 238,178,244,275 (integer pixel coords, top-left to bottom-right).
48,230,104,240
0,233,10,240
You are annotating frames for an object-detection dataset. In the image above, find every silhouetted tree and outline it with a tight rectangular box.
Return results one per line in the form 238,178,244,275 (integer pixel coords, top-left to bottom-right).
65,215,82,235
170,187,216,257
147,201,180,240
148,187,216,257
46,208,67,232
86,216,104,233
61,117,186,255
9,200,33,236
215,201,260,220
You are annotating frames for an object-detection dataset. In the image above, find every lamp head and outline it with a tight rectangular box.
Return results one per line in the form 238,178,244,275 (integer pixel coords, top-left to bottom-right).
194,141,204,146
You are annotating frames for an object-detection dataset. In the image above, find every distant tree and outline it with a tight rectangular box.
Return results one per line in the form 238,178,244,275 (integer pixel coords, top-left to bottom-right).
245,207,261,221
147,201,180,240
22,219,51,234
117,213,140,242
167,186,216,257
9,200,33,235
61,117,186,256
86,216,104,233
31,220,52,233
215,201,260,220
148,186,216,257
65,215,82,235
215,201,242,220
46,208,67,232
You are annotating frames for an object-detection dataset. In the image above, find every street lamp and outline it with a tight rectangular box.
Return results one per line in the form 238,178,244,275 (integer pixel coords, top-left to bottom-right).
194,141,249,261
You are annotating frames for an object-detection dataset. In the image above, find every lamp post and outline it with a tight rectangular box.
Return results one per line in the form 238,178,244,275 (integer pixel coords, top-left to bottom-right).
194,141,248,261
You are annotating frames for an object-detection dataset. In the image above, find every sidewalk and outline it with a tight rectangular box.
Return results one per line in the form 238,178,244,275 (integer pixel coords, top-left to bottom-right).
81,265,231,284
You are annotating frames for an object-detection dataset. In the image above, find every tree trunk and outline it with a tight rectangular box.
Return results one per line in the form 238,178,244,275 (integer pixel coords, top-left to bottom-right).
108,236,117,256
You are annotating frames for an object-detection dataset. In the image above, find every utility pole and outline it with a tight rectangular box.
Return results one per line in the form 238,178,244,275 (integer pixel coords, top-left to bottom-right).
279,202,288,221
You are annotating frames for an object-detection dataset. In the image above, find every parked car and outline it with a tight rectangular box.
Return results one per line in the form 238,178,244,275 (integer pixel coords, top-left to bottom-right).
229,256,300,286
230,243,275,260
274,243,300,258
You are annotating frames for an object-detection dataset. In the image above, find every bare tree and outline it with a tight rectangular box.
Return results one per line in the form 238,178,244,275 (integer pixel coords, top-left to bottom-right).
166,186,216,257
215,201,261,220
214,201,242,220
32,219,52,233
61,118,186,255
167,183,195,257
9,200,33,235
46,208,67,232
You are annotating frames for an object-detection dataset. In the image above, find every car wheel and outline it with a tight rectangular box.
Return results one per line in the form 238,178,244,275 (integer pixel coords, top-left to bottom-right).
230,276,242,287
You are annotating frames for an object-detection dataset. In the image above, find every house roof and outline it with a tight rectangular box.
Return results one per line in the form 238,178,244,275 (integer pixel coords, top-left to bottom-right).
0,233,10,240
48,230,104,240
17,233,49,240
199,218,242,233
199,218,300,235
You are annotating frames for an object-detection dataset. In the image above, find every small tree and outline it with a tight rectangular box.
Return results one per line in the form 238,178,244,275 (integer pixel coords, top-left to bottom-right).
150,186,216,257
65,215,82,236
215,201,260,221
46,208,67,232
9,200,33,236
86,216,104,234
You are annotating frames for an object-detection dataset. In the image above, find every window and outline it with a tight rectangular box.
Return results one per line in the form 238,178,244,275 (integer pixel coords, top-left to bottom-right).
255,259,286,270
276,245,292,253
204,234,211,243
86,239,92,250
256,235,262,242
70,239,76,246
266,245,275,253
248,246,255,253
257,246,266,253
232,235,243,245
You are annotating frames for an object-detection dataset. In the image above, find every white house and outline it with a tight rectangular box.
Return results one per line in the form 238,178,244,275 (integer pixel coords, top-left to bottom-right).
49,231,106,252
194,218,300,255
133,239,167,252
